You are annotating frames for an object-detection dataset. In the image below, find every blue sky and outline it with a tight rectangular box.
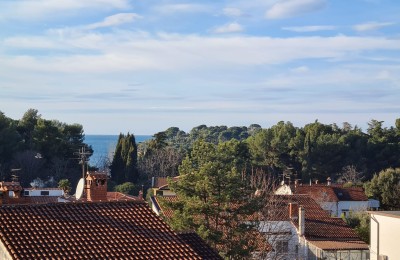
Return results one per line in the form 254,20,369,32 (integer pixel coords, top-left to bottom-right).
1,0,399,134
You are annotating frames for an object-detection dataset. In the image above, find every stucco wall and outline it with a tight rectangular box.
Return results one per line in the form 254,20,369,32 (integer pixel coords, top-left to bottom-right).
0,240,12,260
370,213,400,260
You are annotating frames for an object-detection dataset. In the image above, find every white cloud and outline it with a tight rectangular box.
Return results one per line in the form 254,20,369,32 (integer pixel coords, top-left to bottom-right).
212,22,244,34
282,25,336,32
266,0,327,19
0,0,131,20
154,4,211,15
291,66,309,73
353,21,395,32
85,13,142,30
223,7,243,17
2,33,400,74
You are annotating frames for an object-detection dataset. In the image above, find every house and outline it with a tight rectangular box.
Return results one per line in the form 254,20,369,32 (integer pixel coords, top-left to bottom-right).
0,181,63,205
276,182,379,217
0,173,221,259
151,176,179,197
369,211,400,260
259,195,369,259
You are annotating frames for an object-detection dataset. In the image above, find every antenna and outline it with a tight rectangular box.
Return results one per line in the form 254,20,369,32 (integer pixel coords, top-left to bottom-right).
74,147,91,181
75,178,85,200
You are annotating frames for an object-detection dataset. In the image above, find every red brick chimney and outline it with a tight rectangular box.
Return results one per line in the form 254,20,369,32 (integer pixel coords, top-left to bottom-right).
86,172,108,202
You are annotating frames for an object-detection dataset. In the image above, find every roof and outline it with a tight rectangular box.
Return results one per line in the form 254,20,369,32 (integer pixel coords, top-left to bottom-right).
177,232,222,259
1,196,59,205
153,195,178,219
294,185,368,202
368,211,400,219
273,195,368,249
308,240,369,250
152,177,179,190
0,200,211,259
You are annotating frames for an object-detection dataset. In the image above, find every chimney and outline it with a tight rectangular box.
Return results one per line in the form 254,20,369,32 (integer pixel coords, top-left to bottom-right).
86,172,108,202
299,206,305,236
289,203,298,220
315,180,319,184
294,179,298,189
327,177,331,186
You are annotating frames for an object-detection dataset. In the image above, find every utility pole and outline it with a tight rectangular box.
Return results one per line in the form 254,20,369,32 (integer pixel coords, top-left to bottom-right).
74,147,91,181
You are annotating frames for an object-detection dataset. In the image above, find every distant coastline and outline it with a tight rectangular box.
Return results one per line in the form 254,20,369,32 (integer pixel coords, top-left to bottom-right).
85,135,152,166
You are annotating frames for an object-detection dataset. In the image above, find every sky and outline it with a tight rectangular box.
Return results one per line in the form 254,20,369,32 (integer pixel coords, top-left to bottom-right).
1,0,399,135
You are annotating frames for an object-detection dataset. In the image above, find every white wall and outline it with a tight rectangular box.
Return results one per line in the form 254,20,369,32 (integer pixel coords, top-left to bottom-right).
338,201,368,217
24,189,64,196
370,212,400,260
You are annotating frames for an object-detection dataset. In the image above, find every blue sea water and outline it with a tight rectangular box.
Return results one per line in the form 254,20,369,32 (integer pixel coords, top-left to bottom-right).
85,135,152,166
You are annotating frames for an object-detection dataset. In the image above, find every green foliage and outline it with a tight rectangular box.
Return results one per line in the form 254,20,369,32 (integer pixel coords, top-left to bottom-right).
114,182,136,195
365,168,400,210
342,211,370,243
0,109,89,187
110,133,138,184
58,179,71,195
166,139,261,258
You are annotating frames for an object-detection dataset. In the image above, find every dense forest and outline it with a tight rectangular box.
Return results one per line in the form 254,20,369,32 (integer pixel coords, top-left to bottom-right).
0,109,91,187
138,120,400,184
1,109,400,203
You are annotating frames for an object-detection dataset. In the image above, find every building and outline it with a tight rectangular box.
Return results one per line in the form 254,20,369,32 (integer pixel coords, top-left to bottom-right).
276,182,379,217
259,195,369,259
0,181,63,205
0,173,221,259
369,211,400,260
151,176,179,197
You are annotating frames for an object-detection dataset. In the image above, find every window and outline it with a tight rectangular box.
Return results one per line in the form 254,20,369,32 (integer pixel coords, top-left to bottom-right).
156,190,164,196
40,191,50,196
276,240,289,254
24,190,30,196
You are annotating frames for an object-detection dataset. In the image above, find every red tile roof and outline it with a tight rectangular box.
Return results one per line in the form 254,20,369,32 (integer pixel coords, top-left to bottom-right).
274,195,368,249
152,177,179,190
153,195,178,219
294,185,368,202
308,240,369,250
177,232,222,259
0,200,213,259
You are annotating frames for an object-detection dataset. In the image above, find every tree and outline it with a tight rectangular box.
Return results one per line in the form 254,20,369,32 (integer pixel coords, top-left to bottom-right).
365,168,400,210
342,211,370,243
337,165,363,185
114,182,136,195
110,133,138,184
166,139,262,258
58,179,72,195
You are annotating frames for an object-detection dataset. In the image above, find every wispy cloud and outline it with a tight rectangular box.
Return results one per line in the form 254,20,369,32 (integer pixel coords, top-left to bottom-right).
353,21,395,32
282,25,336,32
153,4,211,15
266,0,327,19
212,22,244,34
0,0,131,20
222,7,244,17
84,13,142,30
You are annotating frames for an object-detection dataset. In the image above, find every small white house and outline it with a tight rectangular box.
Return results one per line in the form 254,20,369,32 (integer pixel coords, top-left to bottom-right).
369,211,400,260
23,188,64,197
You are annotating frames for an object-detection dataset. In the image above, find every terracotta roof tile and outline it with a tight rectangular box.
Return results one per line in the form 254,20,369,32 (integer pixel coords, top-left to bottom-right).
308,240,369,250
178,232,222,259
294,185,368,202
0,201,208,259
273,195,368,249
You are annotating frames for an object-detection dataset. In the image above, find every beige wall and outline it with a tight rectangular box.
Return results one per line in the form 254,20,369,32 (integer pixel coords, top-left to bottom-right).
0,240,12,260
370,213,400,260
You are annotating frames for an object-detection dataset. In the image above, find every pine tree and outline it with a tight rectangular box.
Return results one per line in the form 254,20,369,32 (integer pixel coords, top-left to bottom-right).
110,133,138,184
167,139,262,258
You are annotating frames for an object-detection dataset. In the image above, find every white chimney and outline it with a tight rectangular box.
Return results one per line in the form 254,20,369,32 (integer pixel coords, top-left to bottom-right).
299,206,305,236
327,177,331,186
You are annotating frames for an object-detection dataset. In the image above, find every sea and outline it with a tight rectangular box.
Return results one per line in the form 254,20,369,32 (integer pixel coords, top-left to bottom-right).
85,135,152,166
